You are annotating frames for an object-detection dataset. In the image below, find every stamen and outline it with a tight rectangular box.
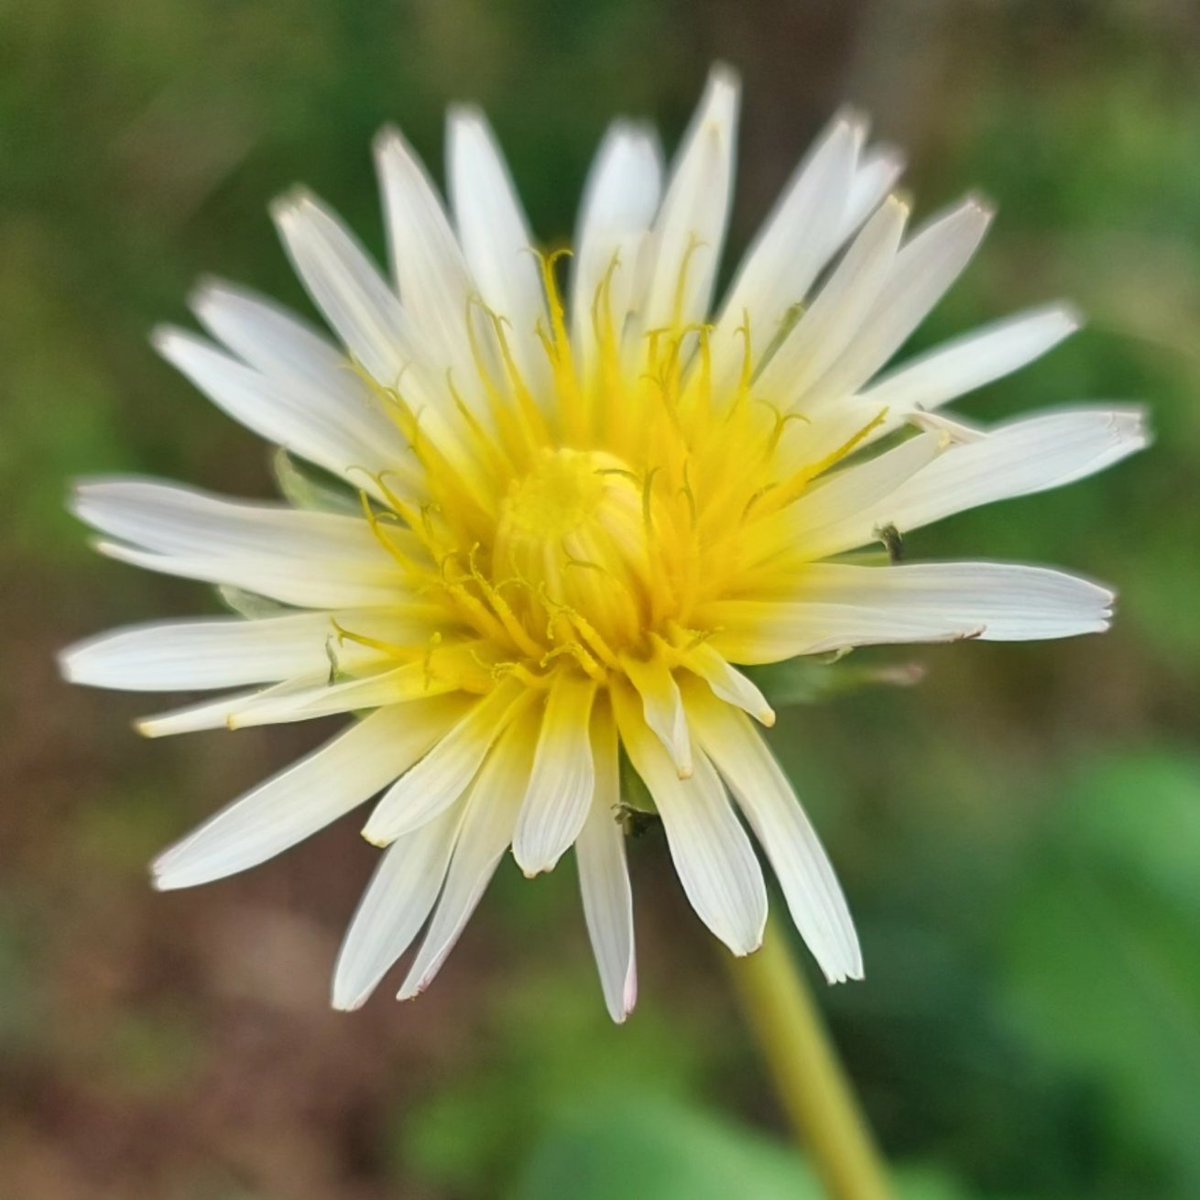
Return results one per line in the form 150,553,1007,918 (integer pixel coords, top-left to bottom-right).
446,367,514,480
466,543,545,660
465,293,538,465
678,461,697,527
641,466,661,534
331,620,397,656
542,584,622,671
590,251,623,348
737,308,754,397
758,403,812,455
757,406,889,516
423,631,443,690
358,490,427,577
753,301,806,383
539,641,607,683
485,307,550,449
671,234,707,329
535,248,586,440
488,658,551,689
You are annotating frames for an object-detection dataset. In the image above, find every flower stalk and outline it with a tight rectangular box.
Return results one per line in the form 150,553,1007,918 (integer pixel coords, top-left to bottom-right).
726,912,892,1200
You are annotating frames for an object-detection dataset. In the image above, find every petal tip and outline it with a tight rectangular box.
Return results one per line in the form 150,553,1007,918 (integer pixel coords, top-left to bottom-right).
873,147,907,178
186,274,236,320
149,859,182,891
360,825,392,850
149,323,182,357
1124,406,1153,449
396,977,427,1003
962,190,997,222
707,61,741,96
832,103,869,138
56,645,82,683
513,841,558,879
732,935,764,959
1055,301,1086,333
269,186,316,229
330,985,369,1013
372,123,413,166
447,101,485,130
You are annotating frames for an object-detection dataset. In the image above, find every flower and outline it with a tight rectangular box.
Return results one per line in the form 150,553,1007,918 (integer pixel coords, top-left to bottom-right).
61,66,1146,1022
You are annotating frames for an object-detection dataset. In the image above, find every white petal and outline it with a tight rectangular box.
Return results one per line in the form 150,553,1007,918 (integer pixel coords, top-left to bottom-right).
100,538,403,612
637,66,739,334
72,479,410,609
705,561,1115,663
512,674,598,875
686,685,861,983
135,687,264,738
754,196,907,402
448,107,550,394
861,304,1080,418
765,432,941,565
575,699,637,1023
704,602,988,663
199,257,461,466
679,640,775,727
374,126,476,378
571,120,664,369
834,406,1149,551
768,397,898,481
190,276,371,396
152,702,461,889
60,612,340,691
803,197,993,406
834,145,905,245
331,800,464,1011
397,712,536,999
223,662,457,729
188,276,421,478
72,479,387,560
904,409,987,444
134,676,325,735
621,650,693,777
711,113,860,388
361,680,528,846
154,327,412,493
271,189,415,387
613,682,766,956
797,561,1114,636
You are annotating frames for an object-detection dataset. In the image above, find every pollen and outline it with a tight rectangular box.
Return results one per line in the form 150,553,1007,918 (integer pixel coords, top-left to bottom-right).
501,449,604,541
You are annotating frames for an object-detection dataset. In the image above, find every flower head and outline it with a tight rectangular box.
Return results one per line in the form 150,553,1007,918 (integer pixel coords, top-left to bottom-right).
62,67,1146,1021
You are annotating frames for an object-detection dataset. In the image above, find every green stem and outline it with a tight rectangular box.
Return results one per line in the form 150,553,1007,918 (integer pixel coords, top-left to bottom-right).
724,912,893,1200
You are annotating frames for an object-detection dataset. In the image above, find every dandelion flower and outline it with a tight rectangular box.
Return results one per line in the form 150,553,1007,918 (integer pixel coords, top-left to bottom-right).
62,67,1146,1022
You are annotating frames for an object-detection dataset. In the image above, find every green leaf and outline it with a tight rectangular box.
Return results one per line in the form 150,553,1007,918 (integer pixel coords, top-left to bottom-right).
514,1094,983,1200
394,967,712,1194
1000,750,1200,1190
513,1094,825,1200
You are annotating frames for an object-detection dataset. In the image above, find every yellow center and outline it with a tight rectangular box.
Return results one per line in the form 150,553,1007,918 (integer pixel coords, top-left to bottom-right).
346,251,882,697
500,448,605,541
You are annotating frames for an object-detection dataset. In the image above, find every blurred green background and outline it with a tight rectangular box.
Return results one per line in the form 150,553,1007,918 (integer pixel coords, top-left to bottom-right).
3,0,1199,1197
